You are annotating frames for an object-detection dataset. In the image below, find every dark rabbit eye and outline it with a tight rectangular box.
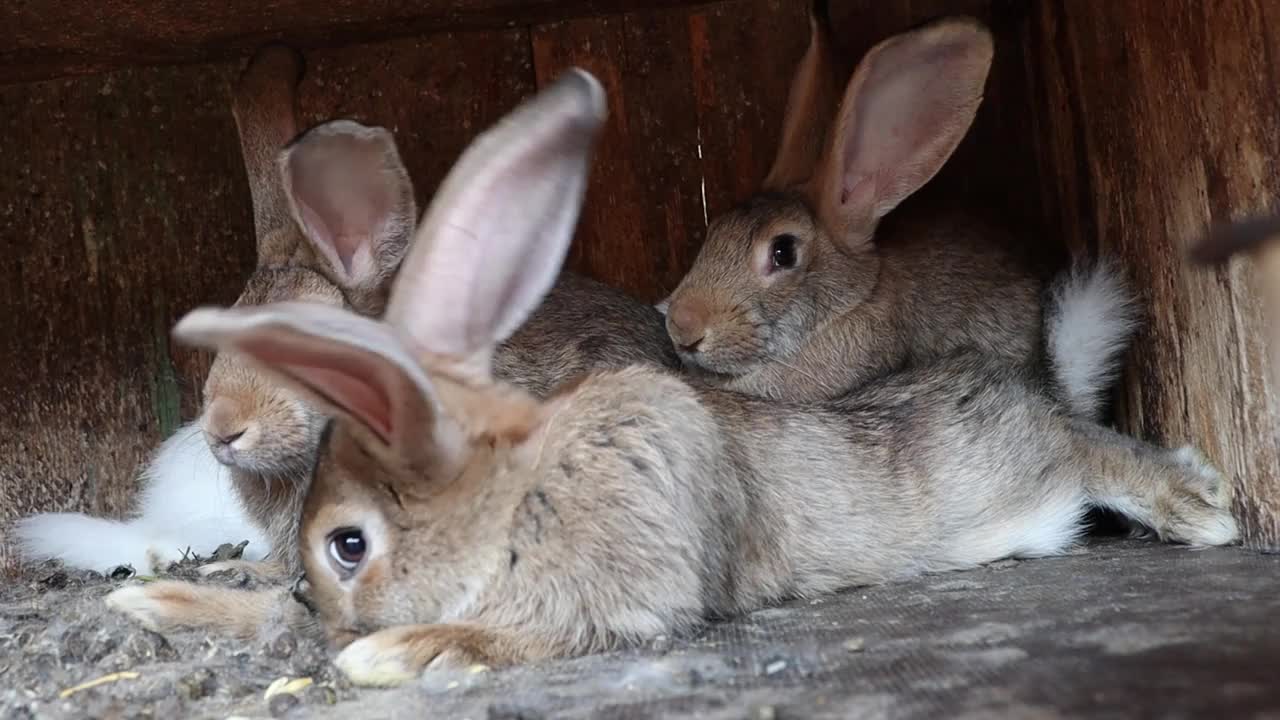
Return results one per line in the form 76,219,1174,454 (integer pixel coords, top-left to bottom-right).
769,234,798,270
327,528,367,574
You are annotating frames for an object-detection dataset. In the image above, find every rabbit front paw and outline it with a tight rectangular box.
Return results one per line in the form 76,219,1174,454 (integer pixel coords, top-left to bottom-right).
334,623,517,687
1155,446,1238,546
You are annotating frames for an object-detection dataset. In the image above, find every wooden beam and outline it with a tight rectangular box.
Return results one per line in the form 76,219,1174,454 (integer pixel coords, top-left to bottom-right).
0,0,721,86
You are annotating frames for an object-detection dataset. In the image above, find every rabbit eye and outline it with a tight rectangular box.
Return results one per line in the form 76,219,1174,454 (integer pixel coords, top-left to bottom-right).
327,528,367,574
769,234,798,271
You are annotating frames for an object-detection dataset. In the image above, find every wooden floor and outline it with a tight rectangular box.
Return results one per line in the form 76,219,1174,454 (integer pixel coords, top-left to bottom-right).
5,537,1279,718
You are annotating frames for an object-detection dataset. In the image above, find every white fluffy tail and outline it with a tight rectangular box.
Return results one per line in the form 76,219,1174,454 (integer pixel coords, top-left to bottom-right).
1045,262,1140,420
14,423,271,575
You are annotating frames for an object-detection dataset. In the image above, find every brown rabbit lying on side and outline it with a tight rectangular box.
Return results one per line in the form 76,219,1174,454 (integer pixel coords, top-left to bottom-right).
114,70,1236,686
662,8,1135,422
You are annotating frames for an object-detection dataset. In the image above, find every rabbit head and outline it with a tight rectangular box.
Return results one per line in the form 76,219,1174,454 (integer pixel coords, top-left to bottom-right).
198,45,416,479
662,14,994,378
172,70,607,644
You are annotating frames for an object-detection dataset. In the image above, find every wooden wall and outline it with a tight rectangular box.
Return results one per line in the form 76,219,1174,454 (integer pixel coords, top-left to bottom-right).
4,0,1280,571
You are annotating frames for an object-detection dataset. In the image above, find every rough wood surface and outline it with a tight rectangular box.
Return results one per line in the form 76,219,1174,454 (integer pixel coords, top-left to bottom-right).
297,31,536,211
1024,0,1280,549
0,0,719,87
0,66,253,573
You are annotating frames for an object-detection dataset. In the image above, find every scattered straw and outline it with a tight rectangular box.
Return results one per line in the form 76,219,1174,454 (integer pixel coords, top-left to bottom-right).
264,676,313,701
58,671,141,699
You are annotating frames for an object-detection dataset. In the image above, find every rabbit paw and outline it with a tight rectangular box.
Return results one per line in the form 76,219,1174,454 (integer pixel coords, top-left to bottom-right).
197,558,287,582
1168,446,1231,505
335,624,511,687
104,585,168,632
104,581,281,638
1155,446,1238,546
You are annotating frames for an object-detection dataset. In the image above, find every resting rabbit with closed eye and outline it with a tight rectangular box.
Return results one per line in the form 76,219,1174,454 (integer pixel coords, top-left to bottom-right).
662,9,1135,422
150,69,1234,686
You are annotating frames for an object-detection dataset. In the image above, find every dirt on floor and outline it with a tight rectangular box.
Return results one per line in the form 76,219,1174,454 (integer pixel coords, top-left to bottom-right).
0,545,347,720
3,538,1280,719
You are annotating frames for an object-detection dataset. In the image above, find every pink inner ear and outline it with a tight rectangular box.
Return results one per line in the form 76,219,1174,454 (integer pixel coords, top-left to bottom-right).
243,340,394,443
837,39,986,220
289,143,394,284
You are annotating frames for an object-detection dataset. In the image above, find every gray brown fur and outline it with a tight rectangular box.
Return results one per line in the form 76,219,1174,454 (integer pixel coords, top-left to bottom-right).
664,13,1043,402
150,71,1237,685
495,272,678,397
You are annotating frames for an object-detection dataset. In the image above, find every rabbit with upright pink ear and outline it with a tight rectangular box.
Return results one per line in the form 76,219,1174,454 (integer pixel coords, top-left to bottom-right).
662,9,1136,422
134,68,1234,686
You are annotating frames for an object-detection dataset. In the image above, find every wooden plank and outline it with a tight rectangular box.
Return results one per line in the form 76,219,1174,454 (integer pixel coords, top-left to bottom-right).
0,65,253,573
689,0,810,215
1024,0,1280,549
0,31,536,573
0,0,720,87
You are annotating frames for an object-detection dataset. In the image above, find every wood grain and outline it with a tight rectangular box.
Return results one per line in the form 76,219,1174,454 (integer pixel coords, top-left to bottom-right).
297,31,536,213
0,0,719,87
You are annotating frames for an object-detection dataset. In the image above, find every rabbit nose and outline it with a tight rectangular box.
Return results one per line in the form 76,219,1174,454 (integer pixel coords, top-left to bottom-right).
668,300,708,352
201,397,248,447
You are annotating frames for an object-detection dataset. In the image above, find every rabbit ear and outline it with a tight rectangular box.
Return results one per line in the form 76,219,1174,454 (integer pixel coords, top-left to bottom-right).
232,44,305,264
763,0,840,190
174,303,461,471
281,120,417,303
385,69,608,375
1191,216,1280,264
812,18,992,251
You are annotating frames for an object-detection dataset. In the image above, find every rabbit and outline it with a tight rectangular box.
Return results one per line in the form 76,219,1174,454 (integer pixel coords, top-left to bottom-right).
111,69,1236,686
15,45,417,579
660,9,1136,420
